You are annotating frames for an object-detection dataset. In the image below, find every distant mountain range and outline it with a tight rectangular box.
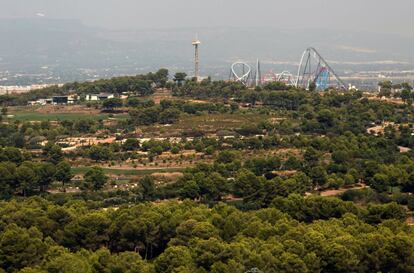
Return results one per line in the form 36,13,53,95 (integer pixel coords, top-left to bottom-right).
0,18,413,85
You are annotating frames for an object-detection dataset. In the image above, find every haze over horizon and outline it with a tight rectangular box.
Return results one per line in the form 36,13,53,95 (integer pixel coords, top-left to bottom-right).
1,0,414,87
1,0,414,36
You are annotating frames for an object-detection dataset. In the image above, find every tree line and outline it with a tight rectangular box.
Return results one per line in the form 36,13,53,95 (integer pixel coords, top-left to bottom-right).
0,198,412,273
0,69,170,106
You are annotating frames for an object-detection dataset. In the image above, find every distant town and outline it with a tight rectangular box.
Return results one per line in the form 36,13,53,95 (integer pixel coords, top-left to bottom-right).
0,84,63,95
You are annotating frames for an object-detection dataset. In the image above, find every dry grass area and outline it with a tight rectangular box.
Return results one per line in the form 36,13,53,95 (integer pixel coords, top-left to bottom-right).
319,184,369,197
141,112,273,137
366,95,405,105
36,104,101,114
273,148,302,157
151,172,184,180
188,99,212,104
149,89,174,104
273,170,298,177
146,88,211,105
367,122,395,135
60,136,116,149
252,148,302,160
158,150,205,160
399,146,411,153
407,216,414,226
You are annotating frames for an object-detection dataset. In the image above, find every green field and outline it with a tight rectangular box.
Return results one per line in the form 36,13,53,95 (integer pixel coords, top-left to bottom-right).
10,112,108,121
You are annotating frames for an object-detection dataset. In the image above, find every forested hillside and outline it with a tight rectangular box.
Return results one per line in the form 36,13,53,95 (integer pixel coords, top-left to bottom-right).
0,71,414,272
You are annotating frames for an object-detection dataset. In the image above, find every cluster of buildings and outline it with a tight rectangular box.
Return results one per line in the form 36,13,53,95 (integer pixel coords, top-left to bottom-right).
28,93,115,106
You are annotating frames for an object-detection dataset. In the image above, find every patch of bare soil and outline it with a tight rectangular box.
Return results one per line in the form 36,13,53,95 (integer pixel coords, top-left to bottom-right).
152,199,183,206
272,148,302,158
188,99,211,104
102,164,194,170
399,146,411,153
273,170,298,177
60,137,116,150
151,89,174,104
223,194,243,202
367,96,405,105
151,172,184,180
268,117,287,123
366,122,395,135
407,216,414,226
319,184,369,197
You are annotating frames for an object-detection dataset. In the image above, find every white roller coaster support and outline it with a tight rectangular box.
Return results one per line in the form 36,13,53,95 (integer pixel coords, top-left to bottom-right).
255,59,261,87
277,71,296,86
295,50,308,88
231,62,252,86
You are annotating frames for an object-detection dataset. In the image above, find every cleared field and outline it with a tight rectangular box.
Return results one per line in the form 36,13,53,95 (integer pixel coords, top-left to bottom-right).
142,112,273,136
72,166,186,175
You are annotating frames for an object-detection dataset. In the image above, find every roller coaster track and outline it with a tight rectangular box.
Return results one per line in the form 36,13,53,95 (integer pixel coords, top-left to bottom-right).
295,47,346,90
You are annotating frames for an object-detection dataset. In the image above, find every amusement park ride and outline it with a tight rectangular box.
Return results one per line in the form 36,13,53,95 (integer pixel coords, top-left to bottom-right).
230,47,347,90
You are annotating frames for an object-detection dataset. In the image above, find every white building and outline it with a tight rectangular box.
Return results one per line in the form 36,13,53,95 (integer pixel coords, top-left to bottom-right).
85,93,114,101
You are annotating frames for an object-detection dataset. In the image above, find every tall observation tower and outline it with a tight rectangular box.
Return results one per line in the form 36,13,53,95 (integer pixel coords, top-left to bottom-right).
192,35,201,80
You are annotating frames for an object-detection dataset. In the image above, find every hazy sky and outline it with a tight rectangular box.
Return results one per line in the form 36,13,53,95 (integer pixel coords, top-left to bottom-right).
1,0,413,35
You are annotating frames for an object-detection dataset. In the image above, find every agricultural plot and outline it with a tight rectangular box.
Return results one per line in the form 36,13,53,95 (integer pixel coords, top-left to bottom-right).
141,112,275,137
8,106,128,122
72,166,186,176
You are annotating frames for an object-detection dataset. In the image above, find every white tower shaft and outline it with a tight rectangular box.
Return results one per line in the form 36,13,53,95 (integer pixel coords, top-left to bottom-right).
192,36,201,80
194,44,199,79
